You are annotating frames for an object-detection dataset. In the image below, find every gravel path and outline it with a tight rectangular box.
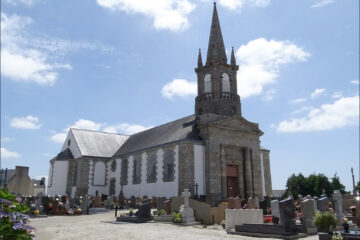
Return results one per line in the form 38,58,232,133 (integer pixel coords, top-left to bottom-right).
30,211,319,240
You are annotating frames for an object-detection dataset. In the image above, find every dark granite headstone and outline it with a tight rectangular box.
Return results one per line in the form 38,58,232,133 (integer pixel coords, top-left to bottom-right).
279,198,297,234
136,203,151,218
152,197,158,208
130,196,137,209
157,197,166,210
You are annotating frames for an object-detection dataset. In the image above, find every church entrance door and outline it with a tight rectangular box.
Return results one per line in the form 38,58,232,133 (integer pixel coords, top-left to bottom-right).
226,165,239,198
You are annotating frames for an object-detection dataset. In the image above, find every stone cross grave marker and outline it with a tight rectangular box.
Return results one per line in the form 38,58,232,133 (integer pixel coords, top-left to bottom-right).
331,190,343,223
180,189,195,223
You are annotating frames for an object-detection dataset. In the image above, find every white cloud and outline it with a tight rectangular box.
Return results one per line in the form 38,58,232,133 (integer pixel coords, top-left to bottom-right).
1,13,71,85
51,118,150,143
262,89,276,101
103,123,152,135
161,78,197,99
350,80,359,85
277,96,359,132
218,0,270,10
311,88,326,99
332,91,342,99
68,119,102,131
236,38,310,98
4,0,37,6
1,137,15,143
310,0,334,8
292,98,307,104
96,0,196,32
50,133,67,143
10,115,41,129
1,13,112,86
1,148,21,159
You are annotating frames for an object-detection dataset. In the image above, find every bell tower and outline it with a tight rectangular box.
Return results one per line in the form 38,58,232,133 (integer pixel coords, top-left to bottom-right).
195,3,241,117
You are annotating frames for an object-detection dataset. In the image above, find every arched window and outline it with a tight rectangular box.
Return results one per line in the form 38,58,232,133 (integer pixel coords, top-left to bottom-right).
222,73,230,92
204,74,212,93
94,162,105,185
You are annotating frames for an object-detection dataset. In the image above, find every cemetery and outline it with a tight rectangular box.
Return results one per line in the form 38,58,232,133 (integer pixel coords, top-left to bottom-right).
1,185,360,239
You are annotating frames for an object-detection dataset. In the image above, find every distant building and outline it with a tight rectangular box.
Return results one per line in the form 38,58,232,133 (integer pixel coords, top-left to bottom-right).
48,4,273,206
32,177,46,196
0,166,46,196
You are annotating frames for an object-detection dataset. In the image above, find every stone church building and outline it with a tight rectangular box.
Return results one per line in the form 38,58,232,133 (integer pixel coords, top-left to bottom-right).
48,4,272,206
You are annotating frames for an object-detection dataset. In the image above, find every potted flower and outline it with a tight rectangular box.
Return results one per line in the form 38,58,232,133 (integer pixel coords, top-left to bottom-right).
129,208,134,216
341,218,349,233
34,209,39,215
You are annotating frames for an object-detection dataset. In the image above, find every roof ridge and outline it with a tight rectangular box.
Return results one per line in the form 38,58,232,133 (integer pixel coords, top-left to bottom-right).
70,128,130,136
127,114,195,137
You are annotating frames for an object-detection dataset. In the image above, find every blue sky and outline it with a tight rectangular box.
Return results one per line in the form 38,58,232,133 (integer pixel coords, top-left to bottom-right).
1,0,359,192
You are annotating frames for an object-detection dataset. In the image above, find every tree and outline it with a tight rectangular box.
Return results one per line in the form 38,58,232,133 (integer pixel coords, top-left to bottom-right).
330,173,347,194
356,181,360,194
284,172,348,198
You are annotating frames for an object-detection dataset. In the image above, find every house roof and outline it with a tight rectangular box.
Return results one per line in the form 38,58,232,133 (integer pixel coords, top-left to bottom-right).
114,115,202,156
71,129,129,158
53,148,74,160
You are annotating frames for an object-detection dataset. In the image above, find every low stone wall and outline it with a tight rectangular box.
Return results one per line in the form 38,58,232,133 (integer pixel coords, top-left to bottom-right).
210,202,228,224
171,197,212,224
225,209,263,232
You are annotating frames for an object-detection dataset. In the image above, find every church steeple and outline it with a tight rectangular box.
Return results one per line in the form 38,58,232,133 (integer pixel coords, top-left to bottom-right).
195,3,241,117
198,49,203,67
206,2,227,65
231,46,236,66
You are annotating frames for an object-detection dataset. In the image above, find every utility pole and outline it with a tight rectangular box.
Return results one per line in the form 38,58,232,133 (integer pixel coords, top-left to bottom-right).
351,167,356,195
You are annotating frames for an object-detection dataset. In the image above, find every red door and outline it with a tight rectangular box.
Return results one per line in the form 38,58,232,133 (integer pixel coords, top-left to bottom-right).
226,165,239,198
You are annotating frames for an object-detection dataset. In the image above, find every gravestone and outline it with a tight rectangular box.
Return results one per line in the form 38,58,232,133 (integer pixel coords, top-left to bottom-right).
136,203,151,218
317,197,329,212
298,194,303,202
313,197,318,210
157,197,166,210
254,196,260,209
81,196,90,215
331,190,343,223
271,199,280,224
35,193,43,213
234,197,242,209
225,209,263,232
164,200,171,214
93,196,101,208
228,197,235,209
259,199,268,214
279,198,297,234
179,189,195,223
300,199,317,234
152,197,158,208
130,196,137,209
247,198,257,209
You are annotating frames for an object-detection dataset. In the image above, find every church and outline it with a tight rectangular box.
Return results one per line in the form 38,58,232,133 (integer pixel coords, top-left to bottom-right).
47,4,272,206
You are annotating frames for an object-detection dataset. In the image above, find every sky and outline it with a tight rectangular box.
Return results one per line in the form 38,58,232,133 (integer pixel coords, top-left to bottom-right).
1,0,359,192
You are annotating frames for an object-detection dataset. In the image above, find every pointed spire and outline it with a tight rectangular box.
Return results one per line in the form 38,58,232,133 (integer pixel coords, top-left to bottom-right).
206,2,227,65
197,49,203,67
231,46,236,66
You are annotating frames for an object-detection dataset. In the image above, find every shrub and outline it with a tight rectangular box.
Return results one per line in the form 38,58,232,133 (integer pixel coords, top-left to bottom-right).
157,209,166,216
172,212,182,223
0,189,35,240
314,211,337,233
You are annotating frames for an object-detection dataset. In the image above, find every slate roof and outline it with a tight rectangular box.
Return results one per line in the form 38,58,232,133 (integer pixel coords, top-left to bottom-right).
71,129,129,158
114,115,202,157
53,148,74,160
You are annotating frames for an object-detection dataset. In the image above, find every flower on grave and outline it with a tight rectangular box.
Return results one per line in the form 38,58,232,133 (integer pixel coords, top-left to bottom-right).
34,210,39,215
332,232,343,240
341,218,348,224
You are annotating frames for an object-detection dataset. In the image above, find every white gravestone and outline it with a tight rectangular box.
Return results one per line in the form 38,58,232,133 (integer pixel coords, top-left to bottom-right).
180,189,195,223
225,209,263,232
332,190,344,223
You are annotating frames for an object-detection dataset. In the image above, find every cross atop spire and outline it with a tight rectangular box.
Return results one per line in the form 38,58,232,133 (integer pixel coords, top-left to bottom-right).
206,2,227,65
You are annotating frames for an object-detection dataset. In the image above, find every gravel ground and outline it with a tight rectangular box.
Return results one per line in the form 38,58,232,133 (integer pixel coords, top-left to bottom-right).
30,211,319,240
